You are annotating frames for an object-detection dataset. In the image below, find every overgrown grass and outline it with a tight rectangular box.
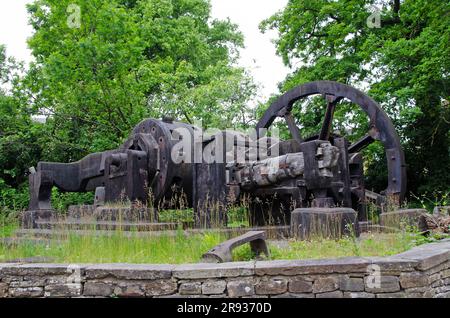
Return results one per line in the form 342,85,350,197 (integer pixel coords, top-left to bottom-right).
0,230,228,264
0,210,18,239
235,233,422,261
0,229,433,264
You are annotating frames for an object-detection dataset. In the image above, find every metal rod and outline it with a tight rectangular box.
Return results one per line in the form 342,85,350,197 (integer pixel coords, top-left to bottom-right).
348,134,375,153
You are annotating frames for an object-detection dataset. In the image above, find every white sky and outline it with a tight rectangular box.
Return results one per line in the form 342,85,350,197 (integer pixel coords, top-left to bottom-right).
0,0,290,101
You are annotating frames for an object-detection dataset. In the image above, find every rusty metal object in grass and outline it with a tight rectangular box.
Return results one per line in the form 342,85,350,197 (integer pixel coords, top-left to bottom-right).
201,231,270,263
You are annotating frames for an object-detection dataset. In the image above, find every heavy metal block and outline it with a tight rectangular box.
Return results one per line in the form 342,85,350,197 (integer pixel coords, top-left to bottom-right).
290,208,358,240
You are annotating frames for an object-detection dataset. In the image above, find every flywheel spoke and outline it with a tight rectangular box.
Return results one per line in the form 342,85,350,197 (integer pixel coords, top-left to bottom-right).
319,95,341,141
284,112,303,143
349,134,375,153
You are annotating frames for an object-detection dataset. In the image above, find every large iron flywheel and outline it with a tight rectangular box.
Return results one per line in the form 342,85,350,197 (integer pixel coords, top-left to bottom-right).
256,81,407,207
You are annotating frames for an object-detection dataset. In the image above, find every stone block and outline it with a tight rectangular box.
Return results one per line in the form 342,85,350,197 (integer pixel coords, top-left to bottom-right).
312,276,339,293
431,279,443,288
93,206,151,222
113,283,145,297
1,264,81,277
271,293,314,298
9,287,44,298
112,280,177,297
376,292,406,298
380,209,427,229
209,294,227,298
83,282,114,297
227,280,255,298
179,282,202,295
144,280,177,297
424,261,449,275
288,277,313,293
343,292,375,298
316,291,343,298
340,276,364,292
405,287,434,298
10,278,46,288
255,277,288,295
392,246,450,270
365,276,400,293
255,257,370,276
435,292,450,298
173,262,254,279
202,280,227,295
67,205,96,219
44,284,82,297
85,264,173,280
440,269,450,279
435,285,450,294
367,257,418,273
21,210,55,229
399,272,429,289
0,283,7,298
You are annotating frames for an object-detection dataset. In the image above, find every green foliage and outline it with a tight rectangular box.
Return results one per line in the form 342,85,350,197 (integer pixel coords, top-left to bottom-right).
50,189,95,213
1,0,256,212
24,0,256,157
409,191,450,211
261,0,450,196
0,181,29,212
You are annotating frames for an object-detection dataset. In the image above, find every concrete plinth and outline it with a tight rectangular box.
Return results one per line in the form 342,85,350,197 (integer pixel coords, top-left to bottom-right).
67,205,96,219
21,210,56,229
380,209,427,229
67,205,154,222
290,208,358,240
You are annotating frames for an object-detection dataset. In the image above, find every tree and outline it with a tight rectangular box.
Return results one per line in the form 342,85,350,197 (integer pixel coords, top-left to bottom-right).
261,0,450,196
0,0,257,211
24,0,256,162
0,45,44,210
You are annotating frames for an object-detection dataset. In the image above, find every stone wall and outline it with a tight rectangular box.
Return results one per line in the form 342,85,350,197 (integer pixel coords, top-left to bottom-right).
1,240,449,298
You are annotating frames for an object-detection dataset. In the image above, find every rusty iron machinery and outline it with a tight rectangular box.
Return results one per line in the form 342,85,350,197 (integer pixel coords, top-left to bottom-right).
26,81,406,228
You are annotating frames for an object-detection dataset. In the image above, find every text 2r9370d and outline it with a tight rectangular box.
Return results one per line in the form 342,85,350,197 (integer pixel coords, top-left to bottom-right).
221,302,271,313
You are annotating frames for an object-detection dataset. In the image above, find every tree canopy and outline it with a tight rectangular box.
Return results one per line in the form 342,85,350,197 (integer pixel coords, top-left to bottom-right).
0,0,256,210
261,0,450,196
24,0,255,159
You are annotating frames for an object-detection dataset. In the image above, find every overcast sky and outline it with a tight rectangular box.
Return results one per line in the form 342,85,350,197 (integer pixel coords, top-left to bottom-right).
0,0,290,101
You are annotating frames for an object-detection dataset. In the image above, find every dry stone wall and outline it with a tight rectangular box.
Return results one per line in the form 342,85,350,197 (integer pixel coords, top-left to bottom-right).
1,239,449,298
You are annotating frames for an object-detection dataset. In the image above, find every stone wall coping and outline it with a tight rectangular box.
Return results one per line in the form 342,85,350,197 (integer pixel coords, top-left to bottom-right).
173,261,256,279
1,240,449,277
390,240,450,270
